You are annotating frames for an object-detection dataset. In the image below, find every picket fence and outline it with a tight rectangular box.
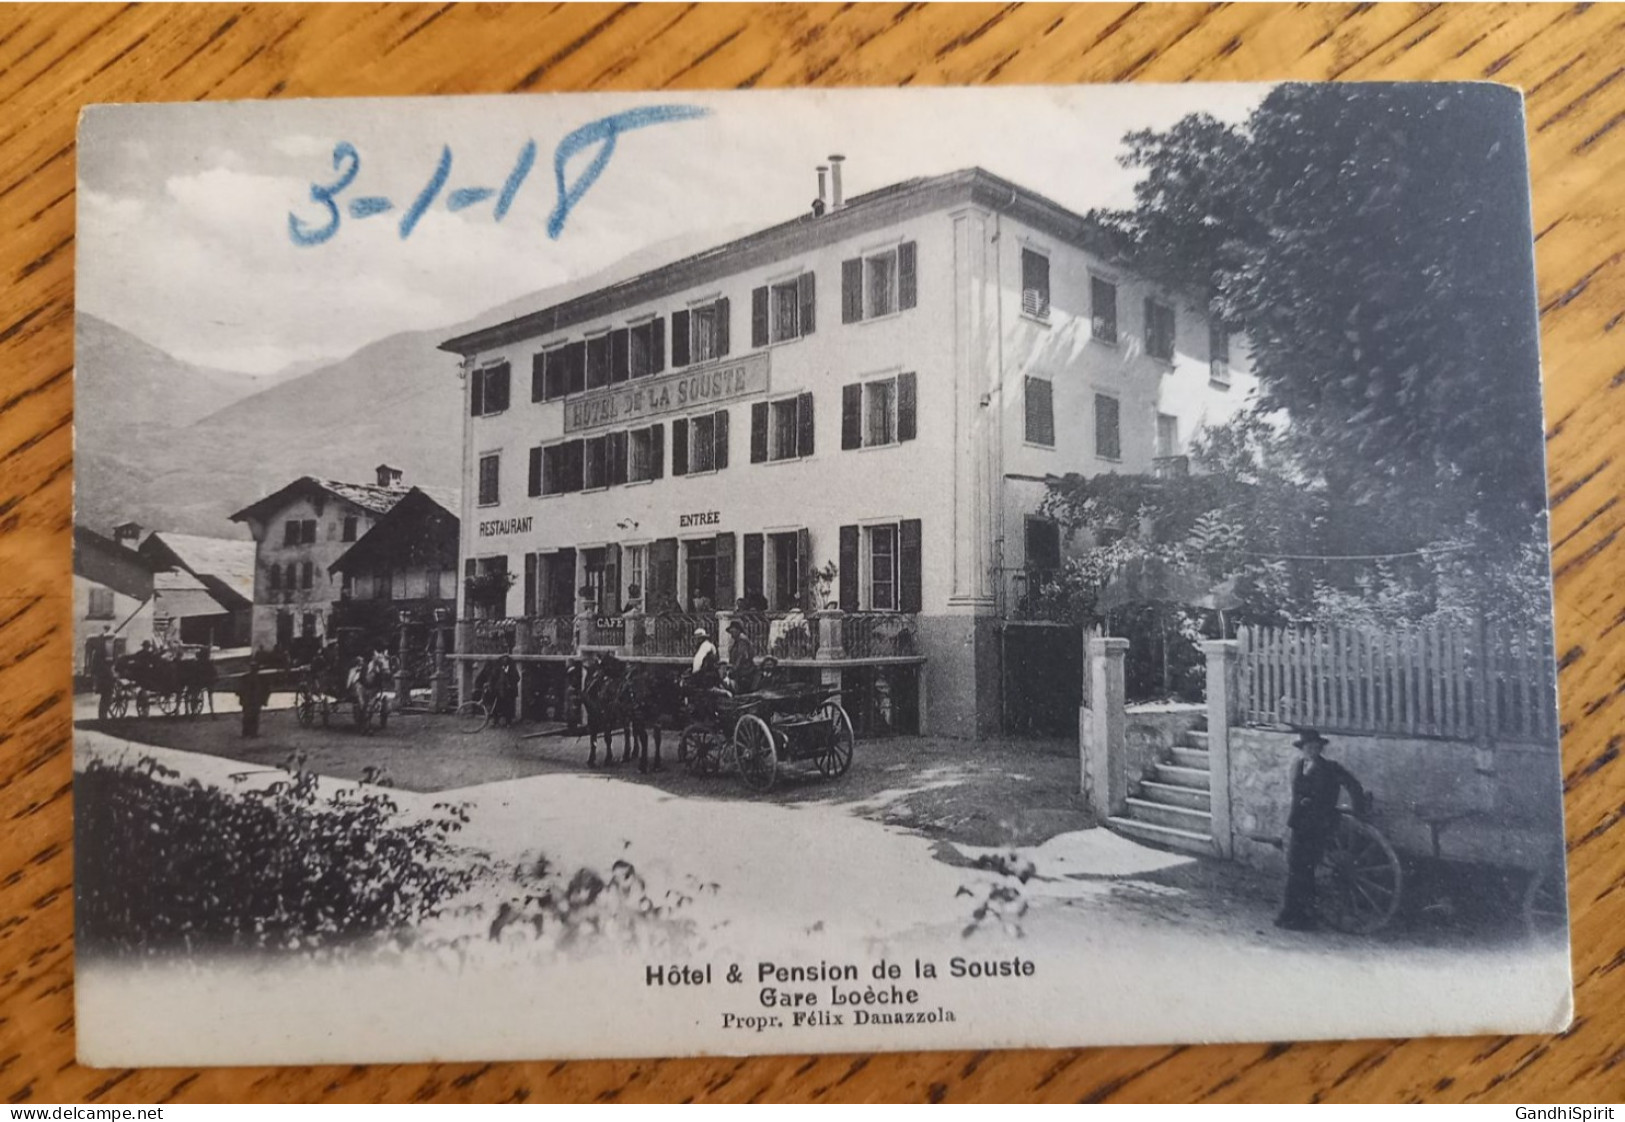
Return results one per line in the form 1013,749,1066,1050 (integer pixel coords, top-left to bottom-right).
1237,622,1557,743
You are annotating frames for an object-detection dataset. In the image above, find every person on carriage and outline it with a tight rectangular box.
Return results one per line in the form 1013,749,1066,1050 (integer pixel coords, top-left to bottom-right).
725,619,757,694
690,627,721,689
1276,727,1369,932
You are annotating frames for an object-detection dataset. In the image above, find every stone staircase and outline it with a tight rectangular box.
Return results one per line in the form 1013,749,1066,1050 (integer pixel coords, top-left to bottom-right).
1107,728,1218,856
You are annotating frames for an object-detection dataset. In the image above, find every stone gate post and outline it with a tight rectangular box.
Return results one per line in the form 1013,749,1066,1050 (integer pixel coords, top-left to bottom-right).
1080,636,1128,819
1202,639,1240,859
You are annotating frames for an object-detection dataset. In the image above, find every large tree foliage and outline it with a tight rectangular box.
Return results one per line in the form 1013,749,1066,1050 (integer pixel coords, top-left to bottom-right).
1092,84,1548,561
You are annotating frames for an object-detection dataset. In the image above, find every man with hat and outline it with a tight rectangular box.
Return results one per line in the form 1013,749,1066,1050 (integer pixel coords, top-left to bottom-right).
690,627,721,690
1277,726,1368,931
724,619,757,693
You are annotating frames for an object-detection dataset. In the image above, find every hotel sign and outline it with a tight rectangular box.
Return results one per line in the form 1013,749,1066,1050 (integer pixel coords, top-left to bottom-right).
562,352,770,434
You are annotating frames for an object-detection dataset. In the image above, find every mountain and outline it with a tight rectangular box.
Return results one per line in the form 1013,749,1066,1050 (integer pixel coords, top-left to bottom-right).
74,225,759,541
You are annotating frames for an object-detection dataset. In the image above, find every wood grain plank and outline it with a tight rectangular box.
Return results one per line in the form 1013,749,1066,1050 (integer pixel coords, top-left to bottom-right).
0,0,1621,1104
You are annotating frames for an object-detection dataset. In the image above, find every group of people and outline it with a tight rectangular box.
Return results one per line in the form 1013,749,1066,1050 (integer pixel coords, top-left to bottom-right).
688,621,761,694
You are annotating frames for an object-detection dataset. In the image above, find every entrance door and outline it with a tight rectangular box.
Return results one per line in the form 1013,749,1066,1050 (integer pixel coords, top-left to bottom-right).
769,532,802,611
542,550,576,616
1001,622,1083,736
684,539,717,611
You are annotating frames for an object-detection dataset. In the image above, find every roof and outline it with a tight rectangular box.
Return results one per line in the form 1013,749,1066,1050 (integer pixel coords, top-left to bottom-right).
73,525,158,600
329,487,461,576
153,569,234,619
229,476,413,525
439,166,1125,356
140,533,257,601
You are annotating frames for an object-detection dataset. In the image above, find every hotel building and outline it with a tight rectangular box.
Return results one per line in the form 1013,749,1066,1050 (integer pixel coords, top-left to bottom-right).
439,165,1251,736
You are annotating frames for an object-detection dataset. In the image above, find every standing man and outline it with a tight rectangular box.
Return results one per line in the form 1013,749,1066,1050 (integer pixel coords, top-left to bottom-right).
238,655,269,738
92,626,117,720
1276,727,1368,931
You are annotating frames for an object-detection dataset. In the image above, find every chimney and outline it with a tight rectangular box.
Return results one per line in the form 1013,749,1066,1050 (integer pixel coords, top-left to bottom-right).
816,165,829,207
828,154,845,210
375,464,404,489
112,521,142,547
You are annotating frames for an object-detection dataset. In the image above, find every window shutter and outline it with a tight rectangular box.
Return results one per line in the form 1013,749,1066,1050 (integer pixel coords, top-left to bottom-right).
898,241,917,310
604,544,621,615
897,371,917,442
796,391,815,457
838,525,860,611
611,328,630,383
528,447,542,496
568,342,586,395
566,439,584,493
470,369,484,416
797,527,813,610
1026,378,1054,446
651,317,665,374
842,258,862,323
714,533,736,609
750,401,769,463
672,310,690,367
899,519,922,614
672,418,690,476
797,271,816,335
531,353,546,402
751,286,769,348
743,534,764,603
714,409,730,470
608,431,628,486
524,553,538,616
716,297,730,356
650,423,664,479
841,383,862,450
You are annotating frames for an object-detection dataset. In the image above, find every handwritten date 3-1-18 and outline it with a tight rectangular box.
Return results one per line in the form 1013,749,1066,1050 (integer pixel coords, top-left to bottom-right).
288,105,708,247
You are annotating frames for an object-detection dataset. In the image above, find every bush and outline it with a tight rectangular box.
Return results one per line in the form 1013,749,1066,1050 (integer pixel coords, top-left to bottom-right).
75,755,480,956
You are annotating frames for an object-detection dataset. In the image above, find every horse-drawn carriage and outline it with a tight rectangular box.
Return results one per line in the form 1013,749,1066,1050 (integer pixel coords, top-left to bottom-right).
106,647,215,718
678,675,856,792
293,640,394,732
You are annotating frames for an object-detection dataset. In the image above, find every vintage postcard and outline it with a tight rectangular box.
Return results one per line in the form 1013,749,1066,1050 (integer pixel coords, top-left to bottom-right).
72,84,1571,1066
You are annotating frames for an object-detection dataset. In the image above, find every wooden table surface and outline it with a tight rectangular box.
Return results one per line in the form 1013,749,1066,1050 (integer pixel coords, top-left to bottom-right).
3,1,1622,1104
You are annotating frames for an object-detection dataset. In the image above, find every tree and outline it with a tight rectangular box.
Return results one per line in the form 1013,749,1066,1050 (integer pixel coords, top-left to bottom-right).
1093,84,1548,565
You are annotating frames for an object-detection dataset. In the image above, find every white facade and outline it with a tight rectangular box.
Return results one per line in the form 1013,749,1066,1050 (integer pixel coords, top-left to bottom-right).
442,169,1253,735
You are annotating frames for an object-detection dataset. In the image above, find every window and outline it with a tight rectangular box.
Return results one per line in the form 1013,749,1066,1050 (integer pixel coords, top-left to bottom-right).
300,561,314,590
284,562,298,590
673,299,729,366
326,521,336,541
841,373,917,450
625,545,646,602
628,424,664,483
1091,276,1118,343
1209,318,1231,387
684,537,718,611
1095,394,1121,461
478,452,501,506
842,242,917,323
1146,298,1176,361
539,440,585,496
1026,518,1061,572
300,519,316,545
868,525,898,611
469,361,511,416
537,341,587,401
283,519,300,546
268,565,281,592
1025,377,1054,447
342,516,358,542
584,435,608,490
627,318,665,379
1156,413,1180,459
752,273,815,346
754,393,815,461
301,612,317,638
673,410,729,475
865,379,896,446
87,587,114,619
1021,248,1050,319
610,327,631,384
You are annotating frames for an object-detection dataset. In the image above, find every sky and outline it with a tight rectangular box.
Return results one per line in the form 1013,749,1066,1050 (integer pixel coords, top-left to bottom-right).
76,85,1268,377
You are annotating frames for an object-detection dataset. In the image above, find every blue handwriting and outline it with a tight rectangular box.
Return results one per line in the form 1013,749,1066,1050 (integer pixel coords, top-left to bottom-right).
287,106,708,247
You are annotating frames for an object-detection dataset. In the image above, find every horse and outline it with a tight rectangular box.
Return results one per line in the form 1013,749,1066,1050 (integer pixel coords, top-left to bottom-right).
346,647,395,732
622,665,686,773
579,654,634,768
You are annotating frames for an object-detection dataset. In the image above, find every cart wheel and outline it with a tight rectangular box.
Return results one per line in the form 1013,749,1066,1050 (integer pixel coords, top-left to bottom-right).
734,714,777,792
1315,815,1403,935
1523,859,1568,938
814,702,855,779
109,690,129,719
295,685,317,728
457,699,490,734
680,724,722,774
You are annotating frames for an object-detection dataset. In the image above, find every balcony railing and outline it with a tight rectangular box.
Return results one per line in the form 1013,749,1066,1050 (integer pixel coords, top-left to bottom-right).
456,610,921,662
841,612,920,658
